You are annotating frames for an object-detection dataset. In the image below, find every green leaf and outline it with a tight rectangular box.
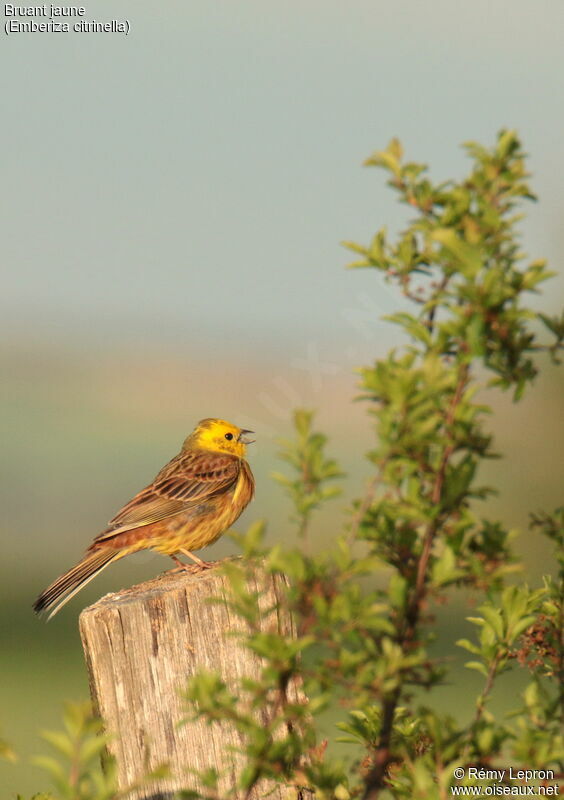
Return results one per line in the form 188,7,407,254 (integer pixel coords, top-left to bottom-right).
335,784,351,800
364,145,402,176
480,606,504,639
507,614,537,642
40,730,75,759
341,240,367,256
456,638,480,655
539,311,564,337
464,661,489,677
388,573,407,609
385,312,432,346
430,228,482,277
78,734,108,764
432,546,462,586
496,129,519,159
0,737,16,763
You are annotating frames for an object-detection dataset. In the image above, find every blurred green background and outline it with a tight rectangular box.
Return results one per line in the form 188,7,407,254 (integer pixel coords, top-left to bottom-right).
2,1,563,795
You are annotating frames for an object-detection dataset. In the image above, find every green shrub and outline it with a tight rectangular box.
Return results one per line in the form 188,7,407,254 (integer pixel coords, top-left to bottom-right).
185,131,563,799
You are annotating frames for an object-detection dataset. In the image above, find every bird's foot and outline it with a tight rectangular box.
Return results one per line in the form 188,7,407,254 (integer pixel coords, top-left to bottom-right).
177,549,216,570
168,564,201,574
170,552,217,573
169,554,201,573
179,561,215,574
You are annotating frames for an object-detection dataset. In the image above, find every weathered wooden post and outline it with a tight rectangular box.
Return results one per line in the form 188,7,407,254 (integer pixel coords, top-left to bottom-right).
79,560,299,800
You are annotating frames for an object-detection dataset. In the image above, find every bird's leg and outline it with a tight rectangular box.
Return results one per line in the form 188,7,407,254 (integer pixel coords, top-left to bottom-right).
169,554,199,573
179,548,214,569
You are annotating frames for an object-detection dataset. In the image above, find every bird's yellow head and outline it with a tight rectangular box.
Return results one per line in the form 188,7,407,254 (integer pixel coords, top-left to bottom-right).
183,418,255,458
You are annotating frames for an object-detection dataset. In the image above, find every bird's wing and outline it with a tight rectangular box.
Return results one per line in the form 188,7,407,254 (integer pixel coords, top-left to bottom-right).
93,451,240,542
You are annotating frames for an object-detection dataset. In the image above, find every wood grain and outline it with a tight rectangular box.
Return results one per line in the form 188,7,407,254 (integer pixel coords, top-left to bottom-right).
79,560,303,800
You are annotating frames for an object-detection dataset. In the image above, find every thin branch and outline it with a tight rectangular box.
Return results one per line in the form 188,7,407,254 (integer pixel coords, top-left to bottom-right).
412,363,469,619
426,274,450,336
474,652,502,725
361,364,469,800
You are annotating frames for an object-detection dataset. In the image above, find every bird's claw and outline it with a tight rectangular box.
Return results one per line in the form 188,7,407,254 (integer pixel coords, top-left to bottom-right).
168,564,202,574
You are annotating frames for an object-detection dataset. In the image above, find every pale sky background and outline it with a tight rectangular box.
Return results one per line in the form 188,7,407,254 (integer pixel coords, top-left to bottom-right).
2,0,563,569
2,0,564,364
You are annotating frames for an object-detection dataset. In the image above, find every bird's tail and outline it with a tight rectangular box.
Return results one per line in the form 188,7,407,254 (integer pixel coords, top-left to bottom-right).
33,548,119,620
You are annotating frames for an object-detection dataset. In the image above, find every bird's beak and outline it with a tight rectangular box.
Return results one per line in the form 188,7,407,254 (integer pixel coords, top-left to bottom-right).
238,429,255,444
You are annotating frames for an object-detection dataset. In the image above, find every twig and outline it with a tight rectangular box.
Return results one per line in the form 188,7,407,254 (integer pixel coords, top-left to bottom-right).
426,274,450,336
474,652,501,725
347,462,388,547
361,364,469,800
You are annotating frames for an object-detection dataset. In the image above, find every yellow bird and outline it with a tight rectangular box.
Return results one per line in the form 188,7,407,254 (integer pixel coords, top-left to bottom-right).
34,418,255,619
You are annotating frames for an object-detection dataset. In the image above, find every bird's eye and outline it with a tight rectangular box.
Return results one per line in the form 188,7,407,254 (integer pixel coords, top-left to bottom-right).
224,432,234,440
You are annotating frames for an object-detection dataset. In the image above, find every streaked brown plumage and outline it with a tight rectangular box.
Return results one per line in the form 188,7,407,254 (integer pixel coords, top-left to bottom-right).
34,418,255,619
